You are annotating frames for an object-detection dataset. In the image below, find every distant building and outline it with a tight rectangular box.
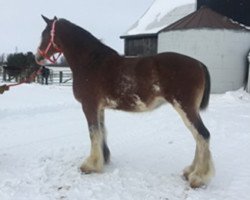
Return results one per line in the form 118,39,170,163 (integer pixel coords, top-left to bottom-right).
120,1,195,56
158,7,250,93
120,0,250,93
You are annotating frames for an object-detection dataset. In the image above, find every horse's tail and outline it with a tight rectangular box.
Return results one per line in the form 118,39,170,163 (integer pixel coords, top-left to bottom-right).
200,63,211,110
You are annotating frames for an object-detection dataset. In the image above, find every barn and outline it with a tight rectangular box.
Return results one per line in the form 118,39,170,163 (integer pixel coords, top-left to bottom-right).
158,7,250,93
120,0,195,56
121,0,250,93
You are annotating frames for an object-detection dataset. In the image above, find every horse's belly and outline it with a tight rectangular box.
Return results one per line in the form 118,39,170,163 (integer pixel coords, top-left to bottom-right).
132,96,166,112
106,95,166,112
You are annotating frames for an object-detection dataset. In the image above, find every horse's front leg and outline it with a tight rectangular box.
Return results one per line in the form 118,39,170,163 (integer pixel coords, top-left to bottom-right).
80,104,104,174
100,109,110,164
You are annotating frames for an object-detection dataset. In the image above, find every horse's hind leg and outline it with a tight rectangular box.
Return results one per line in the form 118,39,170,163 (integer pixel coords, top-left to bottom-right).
80,104,105,173
173,100,214,188
183,145,198,180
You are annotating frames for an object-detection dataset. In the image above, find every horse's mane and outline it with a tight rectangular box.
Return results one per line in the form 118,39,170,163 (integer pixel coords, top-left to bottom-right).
58,19,118,56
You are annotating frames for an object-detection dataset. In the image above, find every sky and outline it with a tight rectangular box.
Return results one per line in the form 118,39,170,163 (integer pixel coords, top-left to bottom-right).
0,0,155,55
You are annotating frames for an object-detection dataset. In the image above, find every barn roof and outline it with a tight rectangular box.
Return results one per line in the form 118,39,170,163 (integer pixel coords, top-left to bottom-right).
161,6,249,32
121,0,195,38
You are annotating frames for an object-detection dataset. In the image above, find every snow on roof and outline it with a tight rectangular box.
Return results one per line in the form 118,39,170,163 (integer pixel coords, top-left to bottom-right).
121,0,195,37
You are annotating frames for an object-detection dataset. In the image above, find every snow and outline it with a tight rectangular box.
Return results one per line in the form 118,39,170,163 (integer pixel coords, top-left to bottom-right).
47,66,71,73
123,0,195,36
1,84,250,199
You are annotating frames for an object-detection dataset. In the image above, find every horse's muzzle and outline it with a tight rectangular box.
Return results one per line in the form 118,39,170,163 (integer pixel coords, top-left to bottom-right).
35,53,45,66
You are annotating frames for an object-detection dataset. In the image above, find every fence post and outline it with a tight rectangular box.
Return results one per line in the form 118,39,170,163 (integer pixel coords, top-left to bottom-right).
59,71,63,83
3,68,7,81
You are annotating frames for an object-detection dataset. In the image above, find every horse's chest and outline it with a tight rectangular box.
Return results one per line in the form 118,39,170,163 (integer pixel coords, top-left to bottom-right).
72,78,94,102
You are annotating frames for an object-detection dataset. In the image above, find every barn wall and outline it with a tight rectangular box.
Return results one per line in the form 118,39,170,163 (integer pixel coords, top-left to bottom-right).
124,36,158,56
158,29,250,93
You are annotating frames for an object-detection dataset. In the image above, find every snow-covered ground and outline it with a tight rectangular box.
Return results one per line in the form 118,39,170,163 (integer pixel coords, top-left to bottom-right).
0,84,250,200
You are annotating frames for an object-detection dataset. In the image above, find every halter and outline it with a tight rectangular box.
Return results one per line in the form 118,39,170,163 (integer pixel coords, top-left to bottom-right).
38,20,62,64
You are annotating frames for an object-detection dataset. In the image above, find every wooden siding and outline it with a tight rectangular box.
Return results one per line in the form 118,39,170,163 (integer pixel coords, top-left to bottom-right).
124,36,158,56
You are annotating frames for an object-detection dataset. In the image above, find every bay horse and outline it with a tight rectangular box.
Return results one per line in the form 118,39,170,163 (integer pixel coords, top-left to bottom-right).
36,16,214,188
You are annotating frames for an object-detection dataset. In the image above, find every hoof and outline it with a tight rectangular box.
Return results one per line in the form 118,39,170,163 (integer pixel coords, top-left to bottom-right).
188,173,205,188
183,165,194,181
187,168,214,188
183,160,215,188
80,157,104,174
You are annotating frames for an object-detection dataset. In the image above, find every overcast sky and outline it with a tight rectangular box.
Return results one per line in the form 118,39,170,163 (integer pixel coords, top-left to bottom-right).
0,0,157,55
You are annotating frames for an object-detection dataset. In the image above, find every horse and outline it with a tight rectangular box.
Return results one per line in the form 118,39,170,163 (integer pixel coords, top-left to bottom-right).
36,16,214,188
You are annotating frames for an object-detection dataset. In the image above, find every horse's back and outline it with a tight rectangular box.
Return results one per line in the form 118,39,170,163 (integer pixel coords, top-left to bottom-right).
155,52,204,71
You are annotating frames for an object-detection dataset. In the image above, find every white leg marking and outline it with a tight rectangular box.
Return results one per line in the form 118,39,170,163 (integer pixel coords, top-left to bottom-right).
173,100,215,187
81,128,104,173
183,146,198,179
132,95,165,112
153,84,161,92
105,98,118,109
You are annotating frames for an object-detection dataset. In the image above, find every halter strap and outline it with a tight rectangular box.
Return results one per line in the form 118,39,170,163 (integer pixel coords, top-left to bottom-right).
2,67,43,91
38,20,62,64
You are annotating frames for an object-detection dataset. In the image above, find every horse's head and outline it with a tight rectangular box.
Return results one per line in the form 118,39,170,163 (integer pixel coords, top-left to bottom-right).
35,15,62,65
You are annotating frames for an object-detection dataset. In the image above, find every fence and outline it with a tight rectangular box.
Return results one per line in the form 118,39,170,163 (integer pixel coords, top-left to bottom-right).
45,69,72,86
247,54,250,93
0,66,72,86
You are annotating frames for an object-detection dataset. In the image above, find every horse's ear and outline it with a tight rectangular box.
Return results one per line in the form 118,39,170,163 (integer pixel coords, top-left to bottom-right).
54,16,58,20
41,15,50,24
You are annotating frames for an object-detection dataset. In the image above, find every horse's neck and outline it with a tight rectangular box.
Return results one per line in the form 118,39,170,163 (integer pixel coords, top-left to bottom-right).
57,22,118,71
